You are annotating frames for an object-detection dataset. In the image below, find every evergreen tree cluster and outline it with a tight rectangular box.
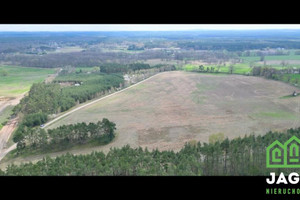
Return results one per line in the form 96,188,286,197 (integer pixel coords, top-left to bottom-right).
99,63,151,74
12,73,123,144
15,119,116,154
14,73,124,116
3,128,300,176
58,73,124,103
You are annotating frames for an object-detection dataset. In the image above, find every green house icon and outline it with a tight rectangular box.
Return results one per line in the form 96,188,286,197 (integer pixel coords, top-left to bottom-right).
266,136,300,168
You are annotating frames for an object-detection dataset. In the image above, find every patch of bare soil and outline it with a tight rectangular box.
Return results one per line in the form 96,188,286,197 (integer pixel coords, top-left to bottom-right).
0,92,26,159
0,118,18,150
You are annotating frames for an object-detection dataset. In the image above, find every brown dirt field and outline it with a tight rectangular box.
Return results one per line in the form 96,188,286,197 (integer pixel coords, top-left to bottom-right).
46,71,300,152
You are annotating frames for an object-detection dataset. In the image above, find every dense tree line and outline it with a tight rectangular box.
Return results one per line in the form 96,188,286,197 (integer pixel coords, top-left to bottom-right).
13,83,75,118
0,49,234,68
58,73,124,103
15,119,116,154
177,39,300,51
98,63,152,74
98,63,175,74
127,44,144,51
251,66,300,85
22,112,48,127
14,73,123,115
3,128,300,176
0,32,107,54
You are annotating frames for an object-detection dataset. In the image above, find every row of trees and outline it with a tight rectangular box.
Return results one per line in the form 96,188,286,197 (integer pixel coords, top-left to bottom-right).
99,63,152,74
0,48,234,68
124,65,176,86
252,66,300,85
177,39,300,51
99,63,175,74
15,119,116,154
3,127,300,176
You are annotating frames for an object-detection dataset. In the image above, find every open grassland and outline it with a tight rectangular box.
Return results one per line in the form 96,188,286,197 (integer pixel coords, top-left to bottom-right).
0,65,55,97
183,63,252,74
46,71,300,152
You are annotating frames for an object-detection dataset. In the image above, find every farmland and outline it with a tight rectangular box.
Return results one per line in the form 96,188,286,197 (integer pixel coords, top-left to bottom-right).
2,29,300,176
46,71,300,152
0,65,55,97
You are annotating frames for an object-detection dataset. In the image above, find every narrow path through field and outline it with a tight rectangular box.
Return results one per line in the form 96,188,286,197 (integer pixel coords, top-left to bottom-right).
0,92,26,157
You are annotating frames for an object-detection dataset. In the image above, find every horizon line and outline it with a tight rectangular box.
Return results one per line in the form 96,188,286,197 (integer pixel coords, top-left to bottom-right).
1,24,300,32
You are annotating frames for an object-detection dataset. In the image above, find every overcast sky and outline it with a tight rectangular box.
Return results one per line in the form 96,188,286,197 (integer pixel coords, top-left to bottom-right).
1,24,300,31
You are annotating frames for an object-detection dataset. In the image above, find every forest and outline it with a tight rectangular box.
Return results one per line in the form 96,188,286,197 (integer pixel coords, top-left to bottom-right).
2,30,300,68
2,127,300,176
14,73,124,115
11,72,123,146
14,119,116,154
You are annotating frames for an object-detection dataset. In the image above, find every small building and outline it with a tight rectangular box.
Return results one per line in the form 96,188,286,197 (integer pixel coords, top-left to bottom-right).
123,74,130,82
74,83,80,87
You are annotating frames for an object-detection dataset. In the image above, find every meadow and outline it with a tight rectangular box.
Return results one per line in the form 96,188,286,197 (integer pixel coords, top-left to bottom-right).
0,65,55,97
182,63,252,74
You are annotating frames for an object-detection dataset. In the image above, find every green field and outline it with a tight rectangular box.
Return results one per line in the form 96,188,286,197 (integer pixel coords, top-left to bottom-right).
0,66,55,97
240,56,261,62
183,63,252,75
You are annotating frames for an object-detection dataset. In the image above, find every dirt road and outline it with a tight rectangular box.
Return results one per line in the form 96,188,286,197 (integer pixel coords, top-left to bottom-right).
0,143,16,162
43,72,165,129
0,92,26,162
0,117,19,162
0,118,18,150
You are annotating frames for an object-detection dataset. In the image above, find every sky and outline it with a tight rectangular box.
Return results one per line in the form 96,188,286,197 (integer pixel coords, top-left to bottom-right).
0,24,300,32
